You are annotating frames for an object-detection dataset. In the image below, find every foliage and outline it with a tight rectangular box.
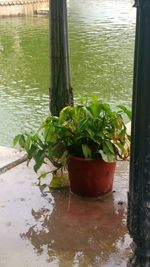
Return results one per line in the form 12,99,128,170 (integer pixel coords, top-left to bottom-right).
14,95,131,178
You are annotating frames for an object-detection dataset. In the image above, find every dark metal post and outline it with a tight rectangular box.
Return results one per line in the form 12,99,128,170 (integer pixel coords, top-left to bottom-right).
49,0,74,116
127,0,150,266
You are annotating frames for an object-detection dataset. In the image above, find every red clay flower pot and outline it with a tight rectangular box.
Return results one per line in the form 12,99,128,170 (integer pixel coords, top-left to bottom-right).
68,156,116,197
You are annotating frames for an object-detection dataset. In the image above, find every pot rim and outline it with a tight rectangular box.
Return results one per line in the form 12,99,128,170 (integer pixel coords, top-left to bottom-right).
69,155,116,164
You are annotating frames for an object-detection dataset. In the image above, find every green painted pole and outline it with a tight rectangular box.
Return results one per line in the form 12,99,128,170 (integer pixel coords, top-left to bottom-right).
49,0,74,116
127,0,150,266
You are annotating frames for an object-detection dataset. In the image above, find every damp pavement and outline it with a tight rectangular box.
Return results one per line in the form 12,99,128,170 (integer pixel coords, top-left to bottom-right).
0,146,132,267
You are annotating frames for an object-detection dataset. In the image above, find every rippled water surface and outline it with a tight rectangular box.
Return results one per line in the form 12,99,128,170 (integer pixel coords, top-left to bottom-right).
0,0,136,146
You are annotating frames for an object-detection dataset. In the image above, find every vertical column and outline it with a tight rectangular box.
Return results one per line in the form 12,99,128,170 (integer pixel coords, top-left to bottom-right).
128,0,150,266
49,0,73,116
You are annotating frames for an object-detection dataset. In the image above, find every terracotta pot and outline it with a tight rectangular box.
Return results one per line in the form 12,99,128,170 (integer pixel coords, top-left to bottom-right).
67,156,116,197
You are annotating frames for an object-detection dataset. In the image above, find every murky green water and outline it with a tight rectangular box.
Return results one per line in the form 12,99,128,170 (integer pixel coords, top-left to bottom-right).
0,0,136,146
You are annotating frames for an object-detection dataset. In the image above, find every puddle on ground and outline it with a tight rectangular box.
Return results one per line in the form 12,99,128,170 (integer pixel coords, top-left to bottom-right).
0,147,132,267
20,189,132,267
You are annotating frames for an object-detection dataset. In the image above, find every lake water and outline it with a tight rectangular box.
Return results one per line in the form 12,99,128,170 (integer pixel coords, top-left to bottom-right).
0,0,136,146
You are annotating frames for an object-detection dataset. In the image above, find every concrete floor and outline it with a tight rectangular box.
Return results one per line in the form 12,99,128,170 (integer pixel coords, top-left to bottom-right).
0,146,132,267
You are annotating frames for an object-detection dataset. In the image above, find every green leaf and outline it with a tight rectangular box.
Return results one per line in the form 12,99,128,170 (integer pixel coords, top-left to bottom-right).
49,174,63,189
37,171,48,181
13,134,22,146
77,119,89,131
19,135,26,147
34,150,45,172
82,144,92,158
13,134,26,148
60,150,69,165
24,136,31,153
117,105,132,120
37,171,52,185
87,102,102,117
105,140,115,155
28,144,38,157
114,141,129,159
99,150,116,163
59,106,75,123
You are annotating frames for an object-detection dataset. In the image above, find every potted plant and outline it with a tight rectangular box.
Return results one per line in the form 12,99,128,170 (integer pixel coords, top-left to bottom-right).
14,95,131,197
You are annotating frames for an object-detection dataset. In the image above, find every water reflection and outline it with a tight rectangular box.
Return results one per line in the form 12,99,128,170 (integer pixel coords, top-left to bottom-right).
69,0,135,101
68,0,135,26
0,17,49,145
21,190,131,266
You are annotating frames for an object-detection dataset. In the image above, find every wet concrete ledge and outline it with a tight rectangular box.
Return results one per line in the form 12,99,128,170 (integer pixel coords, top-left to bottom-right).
0,0,48,16
0,145,132,267
0,0,47,5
